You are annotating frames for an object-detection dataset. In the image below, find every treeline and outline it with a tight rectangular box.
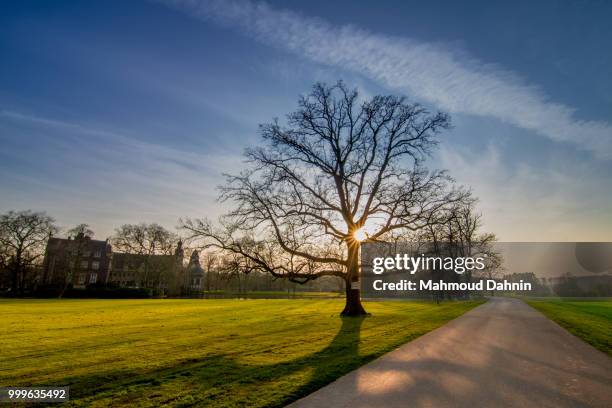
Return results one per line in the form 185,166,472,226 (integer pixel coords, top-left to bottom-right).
491,272,611,297
0,210,56,295
0,209,342,297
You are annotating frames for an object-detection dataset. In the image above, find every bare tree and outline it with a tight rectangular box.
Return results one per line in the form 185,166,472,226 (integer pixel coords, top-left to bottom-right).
201,251,218,292
182,82,467,315
480,249,504,296
216,252,249,294
426,199,496,259
112,223,179,289
419,199,499,299
0,210,58,295
66,223,95,239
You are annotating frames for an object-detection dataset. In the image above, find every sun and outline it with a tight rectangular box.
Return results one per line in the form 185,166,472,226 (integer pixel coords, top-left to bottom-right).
353,227,368,242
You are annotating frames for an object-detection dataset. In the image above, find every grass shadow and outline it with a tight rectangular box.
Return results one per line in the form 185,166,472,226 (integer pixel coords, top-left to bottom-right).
53,316,368,407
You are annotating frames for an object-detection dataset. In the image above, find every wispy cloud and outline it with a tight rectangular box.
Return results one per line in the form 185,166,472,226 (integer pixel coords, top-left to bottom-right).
437,143,612,241
0,110,243,237
160,0,612,159
0,110,241,174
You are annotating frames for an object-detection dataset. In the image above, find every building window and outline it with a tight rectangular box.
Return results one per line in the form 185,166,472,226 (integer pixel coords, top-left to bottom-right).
78,274,86,284
93,250,101,258
80,260,89,269
92,261,100,270
90,273,97,284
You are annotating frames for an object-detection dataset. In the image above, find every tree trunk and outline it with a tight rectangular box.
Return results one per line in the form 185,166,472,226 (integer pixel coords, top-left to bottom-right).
341,242,367,316
18,267,25,296
10,266,18,294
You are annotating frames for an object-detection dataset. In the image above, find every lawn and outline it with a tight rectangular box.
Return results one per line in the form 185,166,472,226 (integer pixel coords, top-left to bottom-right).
0,298,482,407
527,299,612,356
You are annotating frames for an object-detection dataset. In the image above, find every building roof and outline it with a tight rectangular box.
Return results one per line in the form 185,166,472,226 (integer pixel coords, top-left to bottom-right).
188,250,204,278
111,252,177,270
46,236,110,253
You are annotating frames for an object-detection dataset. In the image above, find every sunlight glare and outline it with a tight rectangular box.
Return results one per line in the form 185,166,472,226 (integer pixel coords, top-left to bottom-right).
353,227,368,242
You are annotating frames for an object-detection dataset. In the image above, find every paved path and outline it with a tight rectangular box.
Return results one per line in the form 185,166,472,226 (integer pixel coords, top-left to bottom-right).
289,297,612,408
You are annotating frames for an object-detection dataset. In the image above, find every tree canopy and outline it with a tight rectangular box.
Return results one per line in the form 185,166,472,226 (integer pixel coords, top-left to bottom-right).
0,210,58,294
182,81,471,315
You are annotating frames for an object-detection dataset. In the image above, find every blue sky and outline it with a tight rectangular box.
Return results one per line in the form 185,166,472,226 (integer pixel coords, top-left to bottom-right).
1,0,611,240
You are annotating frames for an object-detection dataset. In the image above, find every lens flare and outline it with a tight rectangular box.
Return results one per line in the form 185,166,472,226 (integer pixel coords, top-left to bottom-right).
353,227,368,242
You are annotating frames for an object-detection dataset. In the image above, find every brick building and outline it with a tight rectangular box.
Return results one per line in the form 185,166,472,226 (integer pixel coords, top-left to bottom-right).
40,234,184,291
41,233,113,288
107,244,184,289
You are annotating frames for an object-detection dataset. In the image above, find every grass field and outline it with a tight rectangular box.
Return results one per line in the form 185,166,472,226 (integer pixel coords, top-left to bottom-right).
527,299,612,356
193,291,343,299
0,298,482,407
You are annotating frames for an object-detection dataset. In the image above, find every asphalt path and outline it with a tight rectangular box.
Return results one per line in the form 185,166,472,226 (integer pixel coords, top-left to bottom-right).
289,297,612,408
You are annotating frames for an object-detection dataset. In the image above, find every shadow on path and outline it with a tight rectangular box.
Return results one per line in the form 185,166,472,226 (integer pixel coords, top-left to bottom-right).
289,297,612,408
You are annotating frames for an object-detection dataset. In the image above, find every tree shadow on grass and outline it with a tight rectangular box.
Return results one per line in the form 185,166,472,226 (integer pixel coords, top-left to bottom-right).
38,313,607,408
53,316,368,407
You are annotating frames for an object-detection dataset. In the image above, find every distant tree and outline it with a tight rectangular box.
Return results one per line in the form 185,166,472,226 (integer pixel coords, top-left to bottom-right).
419,199,499,299
112,223,180,289
0,210,58,295
201,251,218,292
217,252,252,294
447,203,501,294
182,81,467,315
0,236,10,290
66,223,95,239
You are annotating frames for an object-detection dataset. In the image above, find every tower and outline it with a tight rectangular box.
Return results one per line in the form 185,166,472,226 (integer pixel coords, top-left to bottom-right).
187,249,204,291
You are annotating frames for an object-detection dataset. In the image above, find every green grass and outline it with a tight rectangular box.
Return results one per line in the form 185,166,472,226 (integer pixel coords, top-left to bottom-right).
527,299,612,356
195,291,343,298
0,298,482,407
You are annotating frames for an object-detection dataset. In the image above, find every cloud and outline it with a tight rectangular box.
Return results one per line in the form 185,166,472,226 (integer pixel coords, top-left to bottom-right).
160,0,612,159
437,143,612,241
0,110,243,237
0,110,241,174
